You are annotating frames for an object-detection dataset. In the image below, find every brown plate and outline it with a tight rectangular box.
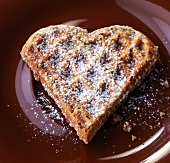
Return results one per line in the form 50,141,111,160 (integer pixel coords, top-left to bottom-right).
0,0,170,162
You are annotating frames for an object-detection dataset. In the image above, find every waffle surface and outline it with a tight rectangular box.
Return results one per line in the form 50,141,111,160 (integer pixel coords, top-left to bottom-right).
21,25,159,144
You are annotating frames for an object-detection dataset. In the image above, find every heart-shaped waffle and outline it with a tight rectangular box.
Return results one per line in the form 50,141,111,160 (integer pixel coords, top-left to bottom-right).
21,25,159,144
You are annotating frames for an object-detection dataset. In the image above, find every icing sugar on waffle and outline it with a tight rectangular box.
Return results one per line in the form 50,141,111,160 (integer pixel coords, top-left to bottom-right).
32,25,156,116
21,25,159,143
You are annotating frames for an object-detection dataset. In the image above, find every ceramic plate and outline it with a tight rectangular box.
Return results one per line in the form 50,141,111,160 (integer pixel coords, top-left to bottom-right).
0,0,170,162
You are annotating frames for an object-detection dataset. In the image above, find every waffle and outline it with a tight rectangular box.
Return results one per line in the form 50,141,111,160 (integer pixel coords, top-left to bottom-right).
21,25,159,144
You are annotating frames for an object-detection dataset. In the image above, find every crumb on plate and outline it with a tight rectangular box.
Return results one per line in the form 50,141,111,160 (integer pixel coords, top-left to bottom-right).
132,135,137,141
123,121,132,132
164,80,169,88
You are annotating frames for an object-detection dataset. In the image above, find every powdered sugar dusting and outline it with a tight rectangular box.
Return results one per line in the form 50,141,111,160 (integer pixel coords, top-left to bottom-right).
21,25,159,143
30,25,158,119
